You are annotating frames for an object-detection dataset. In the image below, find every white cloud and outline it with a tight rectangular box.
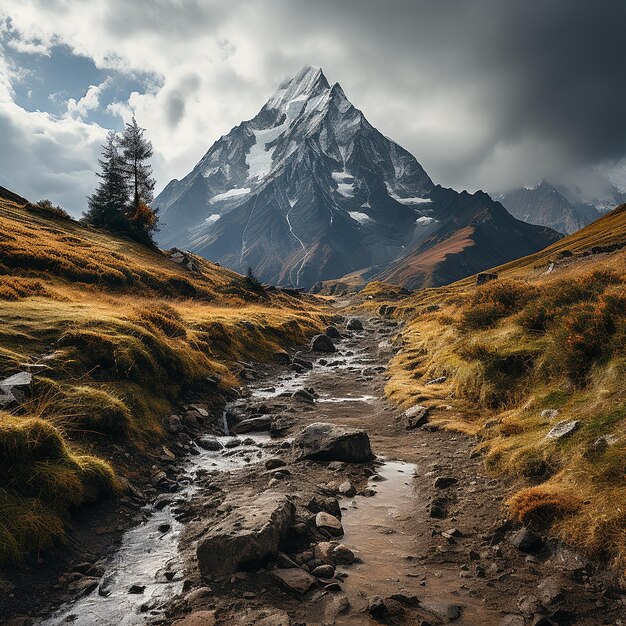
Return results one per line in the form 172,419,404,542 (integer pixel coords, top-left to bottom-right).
0,0,625,212
66,79,110,119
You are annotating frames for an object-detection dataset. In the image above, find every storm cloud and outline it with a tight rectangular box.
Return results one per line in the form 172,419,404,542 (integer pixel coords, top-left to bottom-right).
1,0,625,213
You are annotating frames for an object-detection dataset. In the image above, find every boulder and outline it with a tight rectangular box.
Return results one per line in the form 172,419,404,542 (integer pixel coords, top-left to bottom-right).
338,480,356,497
230,416,272,434
271,568,316,593
293,422,374,463
325,326,341,340
196,493,295,577
546,420,580,440
310,334,336,353
346,318,364,331
311,564,335,578
332,544,356,565
315,512,344,537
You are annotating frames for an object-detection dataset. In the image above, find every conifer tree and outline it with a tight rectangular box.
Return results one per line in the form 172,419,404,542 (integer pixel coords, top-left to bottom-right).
120,116,159,245
84,131,129,231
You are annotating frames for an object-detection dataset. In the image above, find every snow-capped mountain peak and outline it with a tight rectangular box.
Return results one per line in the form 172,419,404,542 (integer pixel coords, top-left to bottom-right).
156,66,557,289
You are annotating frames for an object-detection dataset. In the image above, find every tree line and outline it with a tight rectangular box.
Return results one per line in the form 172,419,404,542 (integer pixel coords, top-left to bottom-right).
83,117,159,246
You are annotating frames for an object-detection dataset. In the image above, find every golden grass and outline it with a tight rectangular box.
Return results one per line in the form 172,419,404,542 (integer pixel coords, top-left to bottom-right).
0,193,330,563
371,206,626,568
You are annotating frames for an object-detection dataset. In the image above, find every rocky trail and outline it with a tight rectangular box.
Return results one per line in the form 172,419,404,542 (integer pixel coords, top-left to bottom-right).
6,315,625,626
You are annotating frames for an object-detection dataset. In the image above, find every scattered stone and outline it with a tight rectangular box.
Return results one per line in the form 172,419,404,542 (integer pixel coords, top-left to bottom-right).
293,422,374,463
196,436,223,451
272,568,316,593
346,318,364,331
165,414,182,433
265,458,287,470
231,416,272,434
158,523,171,533
196,493,295,577
510,528,543,553
389,592,421,607
128,584,146,594
310,334,336,353
404,405,430,429
338,480,356,497
311,564,335,578
368,595,386,616
292,389,315,404
545,420,581,440
541,409,559,419
315,511,344,537
332,544,356,565
434,476,458,489
235,607,290,626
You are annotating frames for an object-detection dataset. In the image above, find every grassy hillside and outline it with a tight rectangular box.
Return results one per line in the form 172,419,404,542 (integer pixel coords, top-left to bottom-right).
365,206,626,569
0,190,329,564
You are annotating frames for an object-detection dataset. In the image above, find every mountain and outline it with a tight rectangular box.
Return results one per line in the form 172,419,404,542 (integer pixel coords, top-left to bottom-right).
156,66,559,288
496,181,600,235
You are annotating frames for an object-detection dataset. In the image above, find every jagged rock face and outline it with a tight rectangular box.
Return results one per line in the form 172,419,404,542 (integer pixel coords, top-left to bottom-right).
156,66,558,288
497,181,601,235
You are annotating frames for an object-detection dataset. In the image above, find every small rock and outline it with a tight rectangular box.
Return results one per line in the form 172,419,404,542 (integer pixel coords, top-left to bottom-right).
510,528,543,553
545,420,580,440
404,405,430,429
128,584,146,594
197,436,223,451
338,480,356,497
293,422,374,463
315,511,344,537
332,544,356,565
311,564,335,578
292,389,315,404
265,458,287,470
368,595,386,616
541,409,559,419
434,476,458,489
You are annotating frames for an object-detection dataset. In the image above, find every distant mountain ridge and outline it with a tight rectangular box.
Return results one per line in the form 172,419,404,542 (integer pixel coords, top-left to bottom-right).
156,66,560,288
497,181,601,235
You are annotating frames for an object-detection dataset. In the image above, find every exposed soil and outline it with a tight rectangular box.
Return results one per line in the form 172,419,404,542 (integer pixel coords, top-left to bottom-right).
3,313,625,626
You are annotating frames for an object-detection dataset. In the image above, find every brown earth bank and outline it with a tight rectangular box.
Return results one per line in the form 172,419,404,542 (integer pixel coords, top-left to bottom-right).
4,314,625,626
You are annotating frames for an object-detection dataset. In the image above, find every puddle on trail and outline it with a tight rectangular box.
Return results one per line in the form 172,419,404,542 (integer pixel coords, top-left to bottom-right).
38,435,269,626
336,460,497,626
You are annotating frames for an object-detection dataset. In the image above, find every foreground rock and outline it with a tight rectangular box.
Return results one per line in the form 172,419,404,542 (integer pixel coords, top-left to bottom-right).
196,493,295,577
293,422,375,463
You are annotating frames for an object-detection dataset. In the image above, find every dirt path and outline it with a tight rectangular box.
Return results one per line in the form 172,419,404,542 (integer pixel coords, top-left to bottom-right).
12,315,625,626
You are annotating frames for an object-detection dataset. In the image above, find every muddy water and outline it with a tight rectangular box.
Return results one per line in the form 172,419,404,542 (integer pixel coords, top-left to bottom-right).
38,436,269,626
336,459,495,625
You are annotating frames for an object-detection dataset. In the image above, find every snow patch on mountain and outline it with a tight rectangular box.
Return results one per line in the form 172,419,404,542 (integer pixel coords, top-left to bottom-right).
332,170,355,197
395,196,432,206
416,216,437,224
349,211,371,224
209,188,250,203
204,214,220,224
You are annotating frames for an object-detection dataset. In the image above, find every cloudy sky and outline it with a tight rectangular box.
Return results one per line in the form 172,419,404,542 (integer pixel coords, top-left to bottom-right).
1,0,625,215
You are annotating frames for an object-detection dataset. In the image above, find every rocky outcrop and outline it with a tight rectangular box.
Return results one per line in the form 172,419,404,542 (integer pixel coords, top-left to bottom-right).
196,493,295,577
293,422,374,463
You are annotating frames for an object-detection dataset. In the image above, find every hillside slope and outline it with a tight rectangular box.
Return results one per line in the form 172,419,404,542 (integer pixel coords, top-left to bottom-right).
364,204,626,568
0,187,328,564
